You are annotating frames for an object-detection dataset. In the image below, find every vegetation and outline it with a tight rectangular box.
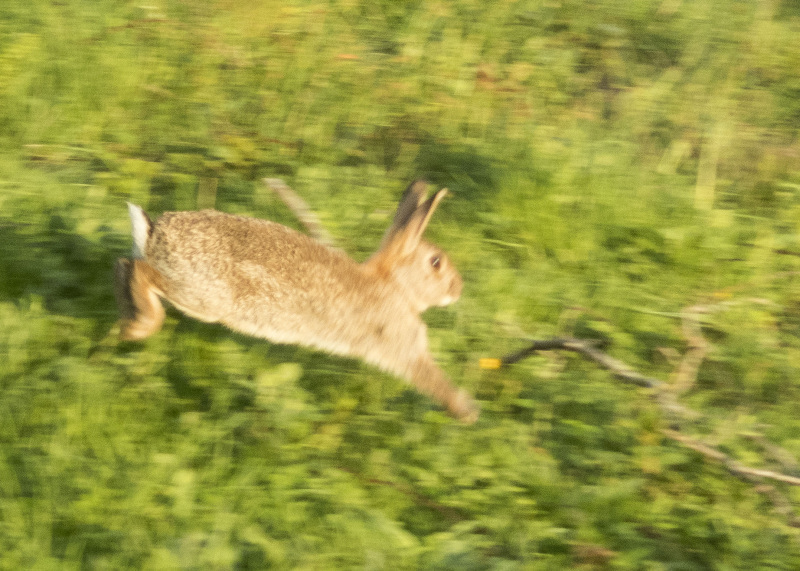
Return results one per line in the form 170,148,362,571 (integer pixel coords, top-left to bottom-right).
2,0,800,568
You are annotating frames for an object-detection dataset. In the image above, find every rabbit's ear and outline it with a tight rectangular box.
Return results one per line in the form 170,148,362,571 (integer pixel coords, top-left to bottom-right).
388,179,429,234
383,181,448,256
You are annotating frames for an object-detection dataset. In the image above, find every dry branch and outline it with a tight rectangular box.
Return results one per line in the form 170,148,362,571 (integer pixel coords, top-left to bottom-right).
500,338,695,421
663,430,800,487
743,432,800,475
671,305,710,394
497,337,800,492
263,178,335,246
667,425,800,526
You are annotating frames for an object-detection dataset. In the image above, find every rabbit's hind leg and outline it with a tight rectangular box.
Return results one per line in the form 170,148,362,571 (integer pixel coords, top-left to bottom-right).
115,258,166,341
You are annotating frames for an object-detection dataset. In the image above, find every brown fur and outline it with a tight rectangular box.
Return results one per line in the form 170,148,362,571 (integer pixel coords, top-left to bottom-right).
115,181,478,423
115,258,166,341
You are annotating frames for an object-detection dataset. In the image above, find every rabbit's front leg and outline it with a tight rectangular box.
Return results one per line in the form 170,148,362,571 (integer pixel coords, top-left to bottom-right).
408,354,479,423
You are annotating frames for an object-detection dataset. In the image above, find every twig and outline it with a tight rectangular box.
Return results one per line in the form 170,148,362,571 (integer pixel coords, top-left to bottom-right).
562,338,664,389
501,338,592,366
743,432,800,475
669,298,775,393
263,178,334,246
663,429,800,486
500,337,696,421
501,338,664,389
671,305,710,394
758,485,800,528
670,424,800,525
497,337,800,497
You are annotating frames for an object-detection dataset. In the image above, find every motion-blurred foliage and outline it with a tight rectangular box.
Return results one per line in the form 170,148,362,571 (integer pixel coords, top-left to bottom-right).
2,0,800,568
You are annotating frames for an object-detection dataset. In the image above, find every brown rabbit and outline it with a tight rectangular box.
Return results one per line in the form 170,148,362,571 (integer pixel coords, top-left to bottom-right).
114,180,479,423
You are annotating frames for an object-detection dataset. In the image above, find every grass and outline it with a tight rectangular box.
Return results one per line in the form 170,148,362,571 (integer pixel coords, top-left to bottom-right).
2,0,800,568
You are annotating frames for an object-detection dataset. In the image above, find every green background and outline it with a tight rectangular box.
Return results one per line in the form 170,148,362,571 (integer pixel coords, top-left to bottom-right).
2,0,800,568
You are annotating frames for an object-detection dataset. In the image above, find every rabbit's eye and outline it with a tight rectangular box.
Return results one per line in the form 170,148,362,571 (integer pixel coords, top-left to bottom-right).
430,256,441,270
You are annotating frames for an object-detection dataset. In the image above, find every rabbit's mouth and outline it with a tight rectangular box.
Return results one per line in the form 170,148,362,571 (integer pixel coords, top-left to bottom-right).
442,275,463,306
438,290,461,306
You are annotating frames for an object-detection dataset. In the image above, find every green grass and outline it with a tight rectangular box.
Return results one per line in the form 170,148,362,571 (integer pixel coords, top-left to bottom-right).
2,0,800,568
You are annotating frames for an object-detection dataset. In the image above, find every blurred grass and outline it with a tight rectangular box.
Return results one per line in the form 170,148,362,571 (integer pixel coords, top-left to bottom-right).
2,0,800,568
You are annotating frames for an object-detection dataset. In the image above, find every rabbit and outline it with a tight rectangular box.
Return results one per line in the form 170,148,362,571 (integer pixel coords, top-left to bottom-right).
114,180,479,423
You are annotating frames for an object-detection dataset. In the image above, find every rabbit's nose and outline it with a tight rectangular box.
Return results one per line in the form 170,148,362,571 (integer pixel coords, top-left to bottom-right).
436,274,463,307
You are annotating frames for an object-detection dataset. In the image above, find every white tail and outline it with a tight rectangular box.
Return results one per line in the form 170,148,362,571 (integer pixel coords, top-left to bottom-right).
127,202,150,258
